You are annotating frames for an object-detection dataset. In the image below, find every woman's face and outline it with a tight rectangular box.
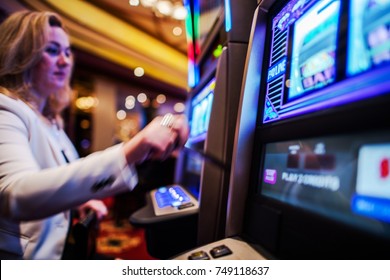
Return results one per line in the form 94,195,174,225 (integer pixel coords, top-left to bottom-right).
31,26,72,100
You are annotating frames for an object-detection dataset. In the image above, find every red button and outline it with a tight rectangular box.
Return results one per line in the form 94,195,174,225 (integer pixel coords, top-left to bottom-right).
380,158,389,178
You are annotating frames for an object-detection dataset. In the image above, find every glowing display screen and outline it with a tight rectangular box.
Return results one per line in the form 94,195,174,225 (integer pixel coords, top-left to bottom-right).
263,0,390,124
260,132,390,235
288,0,339,100
189,77,215,142
347,0,390,76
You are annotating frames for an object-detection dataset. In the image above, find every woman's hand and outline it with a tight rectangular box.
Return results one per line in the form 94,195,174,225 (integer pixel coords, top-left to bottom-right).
123,114,189,165
77,199,108,221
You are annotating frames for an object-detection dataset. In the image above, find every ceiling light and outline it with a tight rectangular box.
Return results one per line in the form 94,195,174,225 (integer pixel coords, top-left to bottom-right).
137,93,148,103
172,26,182,36
140,0,157,8
126,95,136,102
125,96,136,109
134,67,145,77
117,110,127,120
129,0,140,6
172,5,187,20
173,102,185,113
75,96,98,110
140,0,187,21
155,1,173,16
156,94,166,104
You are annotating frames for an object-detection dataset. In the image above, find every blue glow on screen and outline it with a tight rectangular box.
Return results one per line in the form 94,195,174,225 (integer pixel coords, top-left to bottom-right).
347,0,390,76
189,78,216,141
262,0,390,124
288,0,340,100
352,195,390,223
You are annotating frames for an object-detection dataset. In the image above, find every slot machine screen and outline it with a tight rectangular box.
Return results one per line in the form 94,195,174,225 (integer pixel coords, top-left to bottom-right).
260,132,390,238
181,77,215,197
262,0,390,124
188,77,215,144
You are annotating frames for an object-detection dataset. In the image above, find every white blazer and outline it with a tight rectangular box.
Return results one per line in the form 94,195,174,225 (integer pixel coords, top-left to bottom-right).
0,94,138,259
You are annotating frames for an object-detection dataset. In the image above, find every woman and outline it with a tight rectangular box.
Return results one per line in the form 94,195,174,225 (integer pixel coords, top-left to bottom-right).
0,11,189,259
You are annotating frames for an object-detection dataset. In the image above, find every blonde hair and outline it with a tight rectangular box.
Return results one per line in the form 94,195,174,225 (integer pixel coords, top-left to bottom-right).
0,10,73,119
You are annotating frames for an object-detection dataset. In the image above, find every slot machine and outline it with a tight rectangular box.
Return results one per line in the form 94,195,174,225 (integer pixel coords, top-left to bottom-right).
176,0,390,260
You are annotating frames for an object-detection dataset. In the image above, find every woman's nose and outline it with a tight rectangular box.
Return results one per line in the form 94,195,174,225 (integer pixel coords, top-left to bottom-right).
57,52,71,67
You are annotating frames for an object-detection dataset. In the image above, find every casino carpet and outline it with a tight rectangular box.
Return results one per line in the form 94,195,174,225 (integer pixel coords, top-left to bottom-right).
95,194,156,260
95,217,157,260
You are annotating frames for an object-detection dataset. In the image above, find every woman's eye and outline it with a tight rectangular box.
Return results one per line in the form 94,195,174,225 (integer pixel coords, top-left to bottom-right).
64,49,72,58
45,45,60,56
